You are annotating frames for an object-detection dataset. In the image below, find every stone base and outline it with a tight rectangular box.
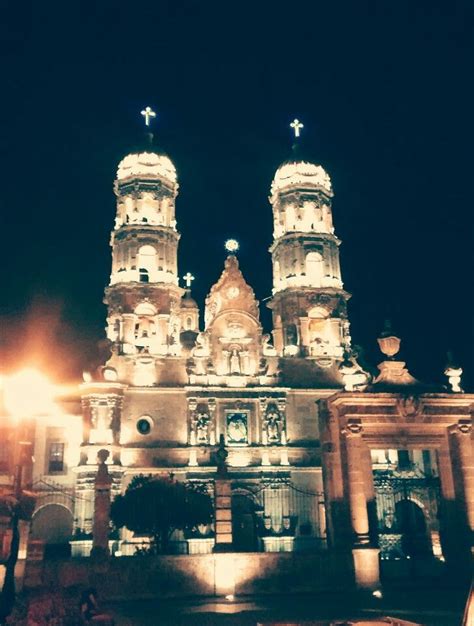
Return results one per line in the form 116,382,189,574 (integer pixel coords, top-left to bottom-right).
213,542,234,553
352,546,380,590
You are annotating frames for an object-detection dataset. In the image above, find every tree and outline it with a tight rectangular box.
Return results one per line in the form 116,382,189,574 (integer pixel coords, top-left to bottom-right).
110,475,213,553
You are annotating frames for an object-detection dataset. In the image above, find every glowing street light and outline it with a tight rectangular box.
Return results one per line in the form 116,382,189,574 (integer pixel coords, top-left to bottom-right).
0,368,57,621
3,368,57,420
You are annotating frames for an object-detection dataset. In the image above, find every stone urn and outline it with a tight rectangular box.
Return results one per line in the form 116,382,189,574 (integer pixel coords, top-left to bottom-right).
377,321,400,359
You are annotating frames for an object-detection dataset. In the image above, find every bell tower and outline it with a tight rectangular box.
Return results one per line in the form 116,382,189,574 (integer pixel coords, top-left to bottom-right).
268,121,351,361
104,111,184,383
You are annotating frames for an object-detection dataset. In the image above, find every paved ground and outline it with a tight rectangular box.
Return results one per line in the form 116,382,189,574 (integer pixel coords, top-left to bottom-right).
108,586,468,626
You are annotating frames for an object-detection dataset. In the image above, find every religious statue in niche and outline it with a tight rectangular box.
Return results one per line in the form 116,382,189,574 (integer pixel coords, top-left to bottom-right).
191,406,211,445
263,403,283,444
223,346,248,375
226,412,248,445
229,347,242,374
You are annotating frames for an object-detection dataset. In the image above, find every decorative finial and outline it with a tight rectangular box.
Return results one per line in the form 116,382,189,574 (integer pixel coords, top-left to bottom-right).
141,106,156,127
377,320,401,359
290,118,304,138
225,239,239,254
183,272,195,289
444,352,463,393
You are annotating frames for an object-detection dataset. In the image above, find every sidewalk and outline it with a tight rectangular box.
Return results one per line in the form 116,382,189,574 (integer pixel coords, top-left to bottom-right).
108,587,466,626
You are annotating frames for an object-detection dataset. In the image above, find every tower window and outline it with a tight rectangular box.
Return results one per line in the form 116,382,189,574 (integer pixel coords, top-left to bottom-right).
305,251,323,287
139,268,149,283
48,442,65,473
284,324,298,346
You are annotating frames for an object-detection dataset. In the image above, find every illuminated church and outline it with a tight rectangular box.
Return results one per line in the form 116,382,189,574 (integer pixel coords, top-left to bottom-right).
9,114,472,586
76,117,352,555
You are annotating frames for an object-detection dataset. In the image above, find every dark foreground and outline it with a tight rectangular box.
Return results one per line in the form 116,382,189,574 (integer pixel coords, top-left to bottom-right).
109,586,467,626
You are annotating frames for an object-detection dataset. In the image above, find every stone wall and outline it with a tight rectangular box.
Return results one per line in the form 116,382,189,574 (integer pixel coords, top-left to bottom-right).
25,551,354,600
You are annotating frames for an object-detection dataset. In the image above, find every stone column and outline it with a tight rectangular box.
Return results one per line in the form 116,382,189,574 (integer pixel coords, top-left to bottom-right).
452,420,474,534
91,449,112,559
213,435,233,551
343,419,380,590
450,419,474,569
343,420,370,545
437,438,460,566
361,443,378,545
208,399,216,445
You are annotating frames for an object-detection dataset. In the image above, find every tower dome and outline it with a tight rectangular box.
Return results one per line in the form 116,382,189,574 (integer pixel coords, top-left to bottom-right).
271,159,332,199
116,150,177,186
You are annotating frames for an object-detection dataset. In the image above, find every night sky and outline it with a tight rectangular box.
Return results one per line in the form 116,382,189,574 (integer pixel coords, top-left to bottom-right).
0,2,472,389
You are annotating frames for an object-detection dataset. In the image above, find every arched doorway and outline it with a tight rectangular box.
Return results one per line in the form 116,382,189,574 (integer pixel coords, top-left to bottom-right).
31,504,73,559
395,499,432,557
232,493,259,552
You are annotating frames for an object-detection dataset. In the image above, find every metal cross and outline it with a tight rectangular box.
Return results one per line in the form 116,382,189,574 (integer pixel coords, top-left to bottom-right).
183,272,195,288
290,118,304,138
141,106,157,127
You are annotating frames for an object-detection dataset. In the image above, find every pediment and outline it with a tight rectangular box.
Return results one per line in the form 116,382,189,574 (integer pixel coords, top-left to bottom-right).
204,255,259,328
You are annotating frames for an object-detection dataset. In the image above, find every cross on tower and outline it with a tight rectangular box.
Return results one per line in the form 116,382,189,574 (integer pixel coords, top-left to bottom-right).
290,118,304,138
141,106,156,127
183,272,195,288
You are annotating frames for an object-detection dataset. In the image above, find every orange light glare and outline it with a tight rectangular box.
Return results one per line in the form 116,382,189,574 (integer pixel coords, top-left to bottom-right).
3,368,57,419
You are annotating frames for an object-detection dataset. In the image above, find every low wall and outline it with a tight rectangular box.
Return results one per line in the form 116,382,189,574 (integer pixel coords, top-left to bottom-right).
24,551,355,600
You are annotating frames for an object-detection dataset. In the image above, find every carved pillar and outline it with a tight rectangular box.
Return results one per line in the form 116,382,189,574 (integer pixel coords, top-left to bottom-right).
188,397,197,445
361,443,378,545
451,419,474,535
91,449,112,558
208,398,216,445
438,437,461,566
259,398,268,445
343,418,380,590
277,398,287,445
343,420,370,545
318,400,347,548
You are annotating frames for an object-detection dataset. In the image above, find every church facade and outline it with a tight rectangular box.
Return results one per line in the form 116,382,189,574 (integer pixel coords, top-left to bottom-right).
75,144,353,556
2,134,472,584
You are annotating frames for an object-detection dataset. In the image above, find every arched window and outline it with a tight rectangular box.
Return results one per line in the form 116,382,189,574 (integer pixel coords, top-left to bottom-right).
137,245,157,281
284,324,298,346
134,302,157,316
305,251,323,287
186,316,193,330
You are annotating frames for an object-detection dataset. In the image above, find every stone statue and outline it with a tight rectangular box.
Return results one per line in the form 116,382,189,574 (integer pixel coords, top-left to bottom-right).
264,404,282,444
229,347,241,374
195,410,210,444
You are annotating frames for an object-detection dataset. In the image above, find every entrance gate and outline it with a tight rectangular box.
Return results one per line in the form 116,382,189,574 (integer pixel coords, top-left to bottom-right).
374,467,441,560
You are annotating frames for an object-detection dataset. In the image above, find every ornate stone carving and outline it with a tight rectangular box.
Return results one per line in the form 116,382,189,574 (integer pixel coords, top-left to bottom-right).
189,399,214,445
456,419,472,435
444,366,463,393
397,395,423,420
343,418,363,436
263,402,284,444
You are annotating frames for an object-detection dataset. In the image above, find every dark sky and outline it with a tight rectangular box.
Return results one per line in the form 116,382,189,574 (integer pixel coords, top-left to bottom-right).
1,1,473,389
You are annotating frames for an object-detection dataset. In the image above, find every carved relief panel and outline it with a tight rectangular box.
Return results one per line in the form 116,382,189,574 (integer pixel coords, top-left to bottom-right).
188,398,216,446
